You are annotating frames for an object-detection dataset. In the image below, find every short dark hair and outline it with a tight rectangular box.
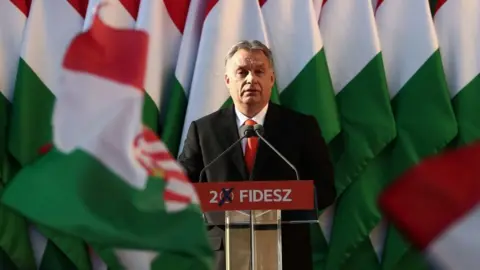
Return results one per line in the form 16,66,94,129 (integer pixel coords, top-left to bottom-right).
224,40,274,68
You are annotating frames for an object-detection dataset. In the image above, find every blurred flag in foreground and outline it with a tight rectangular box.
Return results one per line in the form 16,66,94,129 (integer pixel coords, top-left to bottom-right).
1,9,213,270
379,141,480,270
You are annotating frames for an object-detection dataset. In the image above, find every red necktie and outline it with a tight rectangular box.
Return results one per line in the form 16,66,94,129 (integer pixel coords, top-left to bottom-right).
244,119,258,174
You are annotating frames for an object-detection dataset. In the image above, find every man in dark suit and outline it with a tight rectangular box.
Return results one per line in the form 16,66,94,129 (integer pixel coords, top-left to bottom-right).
178,40,336,270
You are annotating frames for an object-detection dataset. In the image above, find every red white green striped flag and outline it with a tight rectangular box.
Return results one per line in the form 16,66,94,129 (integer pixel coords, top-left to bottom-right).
376,0,458,269
179,0,278,151
262,0,340,267
0,0,36,269
379,141,480,270
1,13,213,270
136,0,190,139
161,0,205,156
7,0,92,269
262,0,340,143
84,0,139,30
319,0,396,269
433,0,480,146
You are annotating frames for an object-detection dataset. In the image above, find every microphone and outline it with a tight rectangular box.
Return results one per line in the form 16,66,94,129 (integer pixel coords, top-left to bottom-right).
253,124,319,223
198,124,255,182
253,124,300,180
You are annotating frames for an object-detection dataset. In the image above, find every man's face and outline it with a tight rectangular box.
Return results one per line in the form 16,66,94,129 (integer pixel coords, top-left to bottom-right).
224,49,275,109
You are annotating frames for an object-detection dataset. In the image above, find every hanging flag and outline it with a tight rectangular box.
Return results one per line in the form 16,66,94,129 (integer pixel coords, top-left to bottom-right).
319,0,396,269
136,0,190,138
161,0,205,156
262,0,340,267
379,141,480,270
433,0,480,146
376,0,458,269
7,0,92,269
1,13,213,270
0,0,36,269
83,0,139,30
179,0,279,151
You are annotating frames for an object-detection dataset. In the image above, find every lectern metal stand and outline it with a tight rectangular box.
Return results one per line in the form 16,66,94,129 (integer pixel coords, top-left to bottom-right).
225,210,282,270
193,180,317,270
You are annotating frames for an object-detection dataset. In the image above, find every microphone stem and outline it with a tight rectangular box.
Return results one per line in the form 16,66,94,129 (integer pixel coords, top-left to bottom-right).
255,131,300,181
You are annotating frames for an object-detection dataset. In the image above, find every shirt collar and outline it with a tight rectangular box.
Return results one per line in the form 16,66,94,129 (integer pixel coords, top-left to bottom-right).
235,103,269,128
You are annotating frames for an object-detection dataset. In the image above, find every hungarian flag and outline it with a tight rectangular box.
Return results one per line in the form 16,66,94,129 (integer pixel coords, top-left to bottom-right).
379,141,480,270
1,11,213,270
179,0,280,152
432,0,480,146
319,0,396,268
375,0,458,268
136,0,190,139
0,1,37,269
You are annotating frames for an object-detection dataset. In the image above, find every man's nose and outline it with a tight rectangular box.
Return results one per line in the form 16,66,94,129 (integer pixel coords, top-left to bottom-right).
245,72,257,83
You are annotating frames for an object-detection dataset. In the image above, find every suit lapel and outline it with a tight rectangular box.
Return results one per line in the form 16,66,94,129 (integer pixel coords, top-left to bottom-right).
251,103,282,179
219,106,249,180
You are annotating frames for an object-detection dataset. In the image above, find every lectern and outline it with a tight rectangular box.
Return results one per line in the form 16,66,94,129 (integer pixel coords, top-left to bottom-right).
194,180,319,270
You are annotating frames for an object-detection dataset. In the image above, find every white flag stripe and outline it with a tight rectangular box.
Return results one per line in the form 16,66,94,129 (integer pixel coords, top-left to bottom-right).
137,140,169,154
427,203,480,270
166,178,196,198
114,249,158,270
262,0,323,92
174,0,207,91
55,71,148,189
166,201,190,212
434,0,480,97
156,160,185,173
376,0,438,98
137,0,183,109
84,0,135,30
319,0,381,94
20,0,84,94
180,0,270,151
28,227,48,268
0,1,27,100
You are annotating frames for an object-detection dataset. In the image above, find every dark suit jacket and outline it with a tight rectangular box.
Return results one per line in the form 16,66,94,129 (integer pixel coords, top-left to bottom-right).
178,102,336,270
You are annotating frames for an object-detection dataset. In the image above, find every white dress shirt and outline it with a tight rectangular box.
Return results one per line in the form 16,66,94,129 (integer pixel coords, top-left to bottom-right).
234,104,268,153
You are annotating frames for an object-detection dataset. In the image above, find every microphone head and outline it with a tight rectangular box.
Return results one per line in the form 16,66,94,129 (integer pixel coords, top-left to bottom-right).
240,125,255,138
253,124,264,136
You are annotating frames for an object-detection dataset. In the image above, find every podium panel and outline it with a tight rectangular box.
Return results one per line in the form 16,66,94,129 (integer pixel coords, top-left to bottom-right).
225,210,281,270
194,180,317,270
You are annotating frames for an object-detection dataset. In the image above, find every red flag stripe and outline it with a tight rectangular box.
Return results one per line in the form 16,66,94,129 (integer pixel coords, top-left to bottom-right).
63,12,148,90
163,0,191,34
204,0,265,24
67,0,89,18
164,190,192,203
433,0,447,16
163,171,190,183
119,0,140,19
379,142,480,249
9,0,31,17
376,0,384,12
322,0,328,6
204,0,218,23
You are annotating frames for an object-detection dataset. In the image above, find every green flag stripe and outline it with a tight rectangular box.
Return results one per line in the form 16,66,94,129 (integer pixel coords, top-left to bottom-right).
143,93,160,134
381,51,458,270
8,59,91,270
452,74,480,146
326,53,396,270
333,53,396,196
8,58,54,166
279,49,341,144
162,77,188,157
1,94,36,269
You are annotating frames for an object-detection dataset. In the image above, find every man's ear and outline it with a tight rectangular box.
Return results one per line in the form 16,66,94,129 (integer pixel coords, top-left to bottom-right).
224,73,230,86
